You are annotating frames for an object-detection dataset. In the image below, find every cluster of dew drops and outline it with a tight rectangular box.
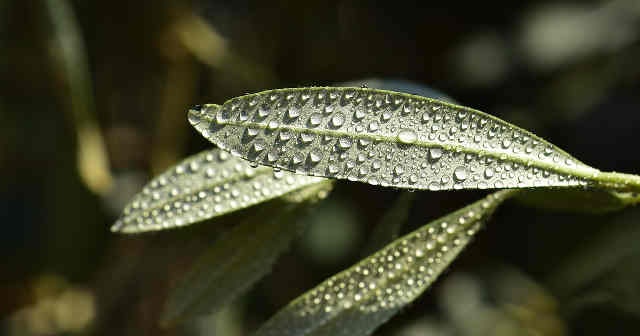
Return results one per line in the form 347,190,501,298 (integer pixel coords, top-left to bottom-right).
190,87,592,192
115,149,323,232
288,192,505,317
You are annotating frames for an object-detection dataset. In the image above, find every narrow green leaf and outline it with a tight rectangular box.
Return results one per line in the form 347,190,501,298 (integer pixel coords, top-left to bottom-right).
188,87,605,192
517,188,640,214
42,0,114,194
162,182,331,325
252,190,515,336
112,148,330,233
362,191,416,256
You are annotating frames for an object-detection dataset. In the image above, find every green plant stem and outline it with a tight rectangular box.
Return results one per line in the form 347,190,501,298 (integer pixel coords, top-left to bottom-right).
592,171,640,193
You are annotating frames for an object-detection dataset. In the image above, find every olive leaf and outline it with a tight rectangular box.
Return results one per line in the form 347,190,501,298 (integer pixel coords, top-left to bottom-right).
112,148,330,233
188,87,640,193
252,190,515,336
162,182,332,325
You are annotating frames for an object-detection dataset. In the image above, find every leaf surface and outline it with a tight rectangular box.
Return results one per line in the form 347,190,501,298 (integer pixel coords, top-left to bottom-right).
189,87,600,192
252,190,515,336
112,148,329,233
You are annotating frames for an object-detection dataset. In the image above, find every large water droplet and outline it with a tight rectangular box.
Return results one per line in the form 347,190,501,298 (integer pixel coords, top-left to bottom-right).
484,167,494,179
308,149,323,164
287,107,300,119
278,131,292,142
397,129,417,144
300,133,316,144
257,105,270,118
337,138,352,150
267,120,280,130
330,113,345,128
252,140,266,153
453,167,468,182
188,106,203,125
428,147,443,161
291,153,304,165
266,150,280,162
354,109,366,120
328,164,339,174
216,108,231,123
308,113,323,127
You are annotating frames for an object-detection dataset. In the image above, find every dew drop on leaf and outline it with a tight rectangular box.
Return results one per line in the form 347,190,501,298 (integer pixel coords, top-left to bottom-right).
397,129,417,144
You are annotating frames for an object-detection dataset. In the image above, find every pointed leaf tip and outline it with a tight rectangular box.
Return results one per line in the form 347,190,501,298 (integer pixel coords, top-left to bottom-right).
113,148,329,233
252,190,515,336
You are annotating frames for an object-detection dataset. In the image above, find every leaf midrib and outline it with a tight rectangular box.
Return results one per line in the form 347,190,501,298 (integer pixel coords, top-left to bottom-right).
204,116,599,182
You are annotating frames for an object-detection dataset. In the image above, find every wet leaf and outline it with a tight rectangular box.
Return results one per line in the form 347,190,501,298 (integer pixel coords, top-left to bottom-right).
188,87,604,192
252,190,515,336
112,148,330,233
162,182,331,325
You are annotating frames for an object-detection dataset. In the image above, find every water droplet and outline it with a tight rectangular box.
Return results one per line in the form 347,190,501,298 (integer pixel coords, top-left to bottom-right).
484,167,494,179
381,111,392,122
188,107,203,125
358,138,371,147
330,113,345,128
189,161,199,171
252,140,266,153
287,107,300,119
397,129,417,144
393,166,404,175
300,133,316,144
216,108,231,123
337,138,352,149
278,131,292,142
308,113,322,127
408,174,418,184
272,170,284,179
358,166,369,176
257,106,270,118
328,164,339,174
502,139,512,149
308,149,323,164
453,166,468,182
291,153,304,165
368,121,380,132
354,109,366,120
324,105,335,113
371,160,381,170
428,147,443,161
267,120,279,130
266,150,280,162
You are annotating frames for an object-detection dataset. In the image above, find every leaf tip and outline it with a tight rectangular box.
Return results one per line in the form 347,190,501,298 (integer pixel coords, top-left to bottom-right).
110,219,124,233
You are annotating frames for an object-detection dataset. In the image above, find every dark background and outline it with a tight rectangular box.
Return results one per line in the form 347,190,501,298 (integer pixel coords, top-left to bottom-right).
2,0,640,335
